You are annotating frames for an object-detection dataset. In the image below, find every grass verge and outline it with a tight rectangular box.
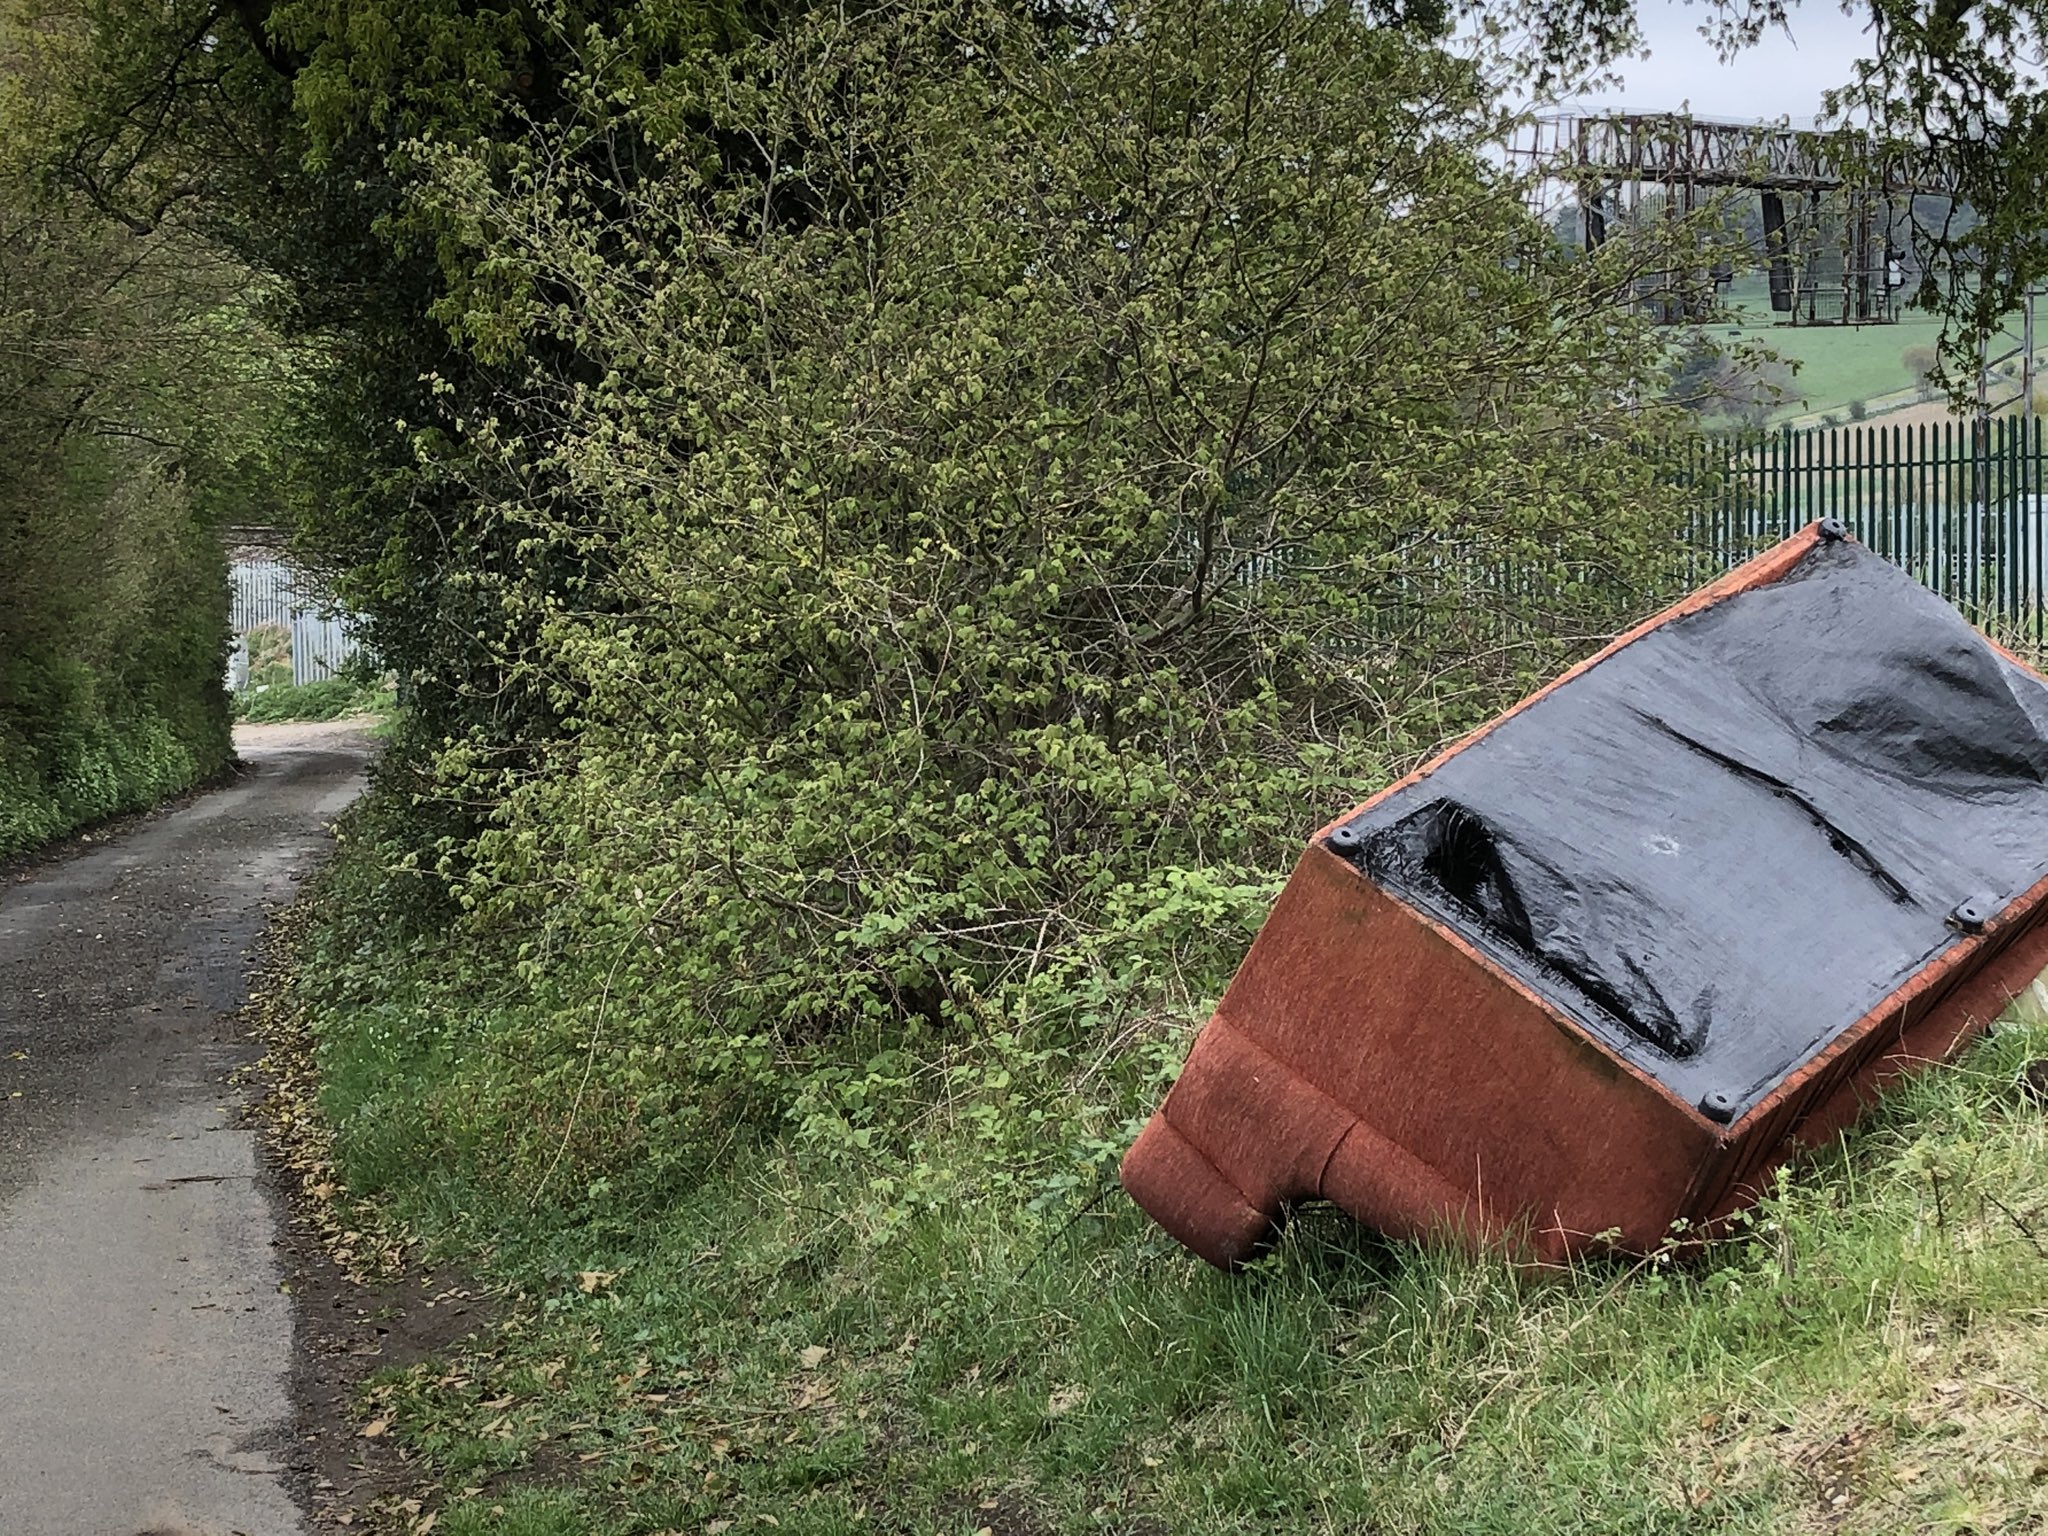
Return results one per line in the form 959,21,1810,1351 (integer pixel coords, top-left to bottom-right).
285,831,2048,1536
236,676,395,725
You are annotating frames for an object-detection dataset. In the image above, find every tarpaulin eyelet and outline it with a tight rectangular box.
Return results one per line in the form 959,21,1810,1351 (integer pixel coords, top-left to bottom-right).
1950,897,1992,933
1699,1091,1736,1123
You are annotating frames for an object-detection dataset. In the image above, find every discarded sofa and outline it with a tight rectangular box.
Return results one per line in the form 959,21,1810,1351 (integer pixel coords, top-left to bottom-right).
1122,521,2048,1268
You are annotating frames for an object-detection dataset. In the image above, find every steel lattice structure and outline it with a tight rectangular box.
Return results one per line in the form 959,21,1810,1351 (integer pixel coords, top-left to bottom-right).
1512,112,1957,327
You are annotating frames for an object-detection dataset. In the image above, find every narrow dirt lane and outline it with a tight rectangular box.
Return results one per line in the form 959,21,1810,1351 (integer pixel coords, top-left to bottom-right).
0,720,371,1536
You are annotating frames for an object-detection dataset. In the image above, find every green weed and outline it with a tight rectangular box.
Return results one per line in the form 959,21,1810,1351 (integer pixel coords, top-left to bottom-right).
235,676,393,724
294,828,2048,1535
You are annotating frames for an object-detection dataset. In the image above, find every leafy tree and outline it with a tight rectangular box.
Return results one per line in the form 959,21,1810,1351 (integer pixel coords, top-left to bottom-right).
0,2,263,853
1904,342,1943,396
323,0,1704,1152
23,0,834,875
1668,336,1798,424
25,0,1502,865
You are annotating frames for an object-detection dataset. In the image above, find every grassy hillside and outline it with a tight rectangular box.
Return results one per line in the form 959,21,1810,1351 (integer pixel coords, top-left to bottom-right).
1709,276,2039,423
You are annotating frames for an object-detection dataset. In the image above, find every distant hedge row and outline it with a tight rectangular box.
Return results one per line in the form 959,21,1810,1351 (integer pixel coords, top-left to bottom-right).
1,45,243,859
0,445,233,860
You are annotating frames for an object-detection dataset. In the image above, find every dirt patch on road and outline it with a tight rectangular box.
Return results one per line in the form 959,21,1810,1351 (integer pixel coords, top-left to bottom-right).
238,716,389,752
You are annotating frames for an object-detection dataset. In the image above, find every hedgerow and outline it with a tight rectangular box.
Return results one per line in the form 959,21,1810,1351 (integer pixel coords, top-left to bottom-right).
235,674,393,724
260,0,1705,1212
0,487,230,861
0,297,238,858
0,13,262,858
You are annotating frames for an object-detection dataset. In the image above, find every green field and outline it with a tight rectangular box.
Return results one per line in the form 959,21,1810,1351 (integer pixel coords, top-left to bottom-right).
1705,276,2036,423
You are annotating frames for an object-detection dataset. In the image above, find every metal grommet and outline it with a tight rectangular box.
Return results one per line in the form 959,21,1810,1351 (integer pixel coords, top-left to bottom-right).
1817,516,1848,542
1699,1091,1736,1124
1327,823,1362,854
1950,896,1992,933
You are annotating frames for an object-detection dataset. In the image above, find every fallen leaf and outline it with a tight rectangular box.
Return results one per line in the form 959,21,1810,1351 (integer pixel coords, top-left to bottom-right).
578,1270,618,1294
798,1345,830,1370
361,1419,389,1439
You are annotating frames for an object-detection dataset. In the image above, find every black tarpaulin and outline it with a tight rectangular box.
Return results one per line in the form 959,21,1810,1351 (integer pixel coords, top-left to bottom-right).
1331,537,2048,1118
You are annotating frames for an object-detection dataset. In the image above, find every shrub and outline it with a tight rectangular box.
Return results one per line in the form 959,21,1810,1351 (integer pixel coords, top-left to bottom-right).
236,676,389,724
339,0,1705,1182
0,34,242,859
1905,343,1941,397
244,624,295,691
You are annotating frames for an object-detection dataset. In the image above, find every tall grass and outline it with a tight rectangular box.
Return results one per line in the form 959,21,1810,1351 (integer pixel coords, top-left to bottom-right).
293,840,2048,1535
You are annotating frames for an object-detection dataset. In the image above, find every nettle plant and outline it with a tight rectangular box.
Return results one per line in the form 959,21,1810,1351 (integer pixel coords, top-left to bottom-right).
409,0,1694,1144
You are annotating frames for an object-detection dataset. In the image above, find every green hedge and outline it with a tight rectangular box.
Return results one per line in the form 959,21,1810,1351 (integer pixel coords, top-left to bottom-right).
235,675,391,724
0,461,233,860
0,689,219,859
2,119,238,860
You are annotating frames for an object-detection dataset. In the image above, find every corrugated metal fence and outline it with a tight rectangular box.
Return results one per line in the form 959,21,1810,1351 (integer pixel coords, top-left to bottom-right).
228,561,362,689
1686,417,2048,649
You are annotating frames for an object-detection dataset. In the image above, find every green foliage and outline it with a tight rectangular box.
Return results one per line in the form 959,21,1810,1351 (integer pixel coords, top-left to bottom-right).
1668,333,1799,425
0,664,205,853
234,675,393,724
317,0,1697,1179
295,826,2048,1532
243,624,295,691
0,14,246,857
263,0,1717,1245
29,0,809,829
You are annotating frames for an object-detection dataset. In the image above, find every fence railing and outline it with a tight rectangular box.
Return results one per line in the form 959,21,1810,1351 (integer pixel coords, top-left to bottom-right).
1685,417,2048,651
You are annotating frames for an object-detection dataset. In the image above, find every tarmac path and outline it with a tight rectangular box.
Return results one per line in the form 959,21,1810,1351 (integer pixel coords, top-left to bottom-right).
0,720,371,1536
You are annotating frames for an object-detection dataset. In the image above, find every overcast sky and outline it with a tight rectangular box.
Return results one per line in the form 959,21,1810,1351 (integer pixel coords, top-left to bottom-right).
1569,1,1874,123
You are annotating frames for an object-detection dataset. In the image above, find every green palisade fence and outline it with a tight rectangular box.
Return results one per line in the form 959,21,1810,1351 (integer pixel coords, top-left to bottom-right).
1686,416,2048,655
